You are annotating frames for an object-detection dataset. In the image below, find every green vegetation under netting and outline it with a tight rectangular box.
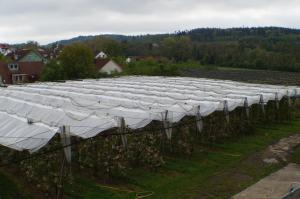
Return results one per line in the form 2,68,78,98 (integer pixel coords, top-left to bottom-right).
0,98,299,198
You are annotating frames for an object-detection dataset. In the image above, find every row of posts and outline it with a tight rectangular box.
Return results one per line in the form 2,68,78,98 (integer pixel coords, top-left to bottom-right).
56,91,295,198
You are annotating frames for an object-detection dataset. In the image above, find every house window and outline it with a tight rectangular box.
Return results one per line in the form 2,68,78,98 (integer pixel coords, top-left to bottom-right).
13,75,24,83
8,63,19,71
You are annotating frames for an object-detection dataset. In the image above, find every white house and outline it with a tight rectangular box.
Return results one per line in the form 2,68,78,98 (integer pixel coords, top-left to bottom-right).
0,44,12,56
95,58,122,74
95,51,108,59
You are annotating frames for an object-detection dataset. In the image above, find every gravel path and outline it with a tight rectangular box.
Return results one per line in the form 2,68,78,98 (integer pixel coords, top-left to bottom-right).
232,163,300,199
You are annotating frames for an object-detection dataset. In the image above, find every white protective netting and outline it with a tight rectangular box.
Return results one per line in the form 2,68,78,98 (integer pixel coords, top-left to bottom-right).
0,76,299,152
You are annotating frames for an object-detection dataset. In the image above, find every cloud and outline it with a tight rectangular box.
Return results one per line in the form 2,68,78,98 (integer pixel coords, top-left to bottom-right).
0,0,299,44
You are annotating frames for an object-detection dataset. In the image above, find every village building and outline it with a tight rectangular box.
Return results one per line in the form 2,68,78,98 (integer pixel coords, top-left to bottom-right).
0,49,45,84
94,51,122,74
95,51,108,59
95,58,122,74
0,44,13,56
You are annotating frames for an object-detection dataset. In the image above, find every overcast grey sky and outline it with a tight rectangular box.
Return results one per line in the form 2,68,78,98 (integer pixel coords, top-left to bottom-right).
1,0,299,44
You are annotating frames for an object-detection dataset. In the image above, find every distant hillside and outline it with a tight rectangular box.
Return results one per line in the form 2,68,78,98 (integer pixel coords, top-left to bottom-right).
43,27,300,72
47,33,169,46
47,27,300,46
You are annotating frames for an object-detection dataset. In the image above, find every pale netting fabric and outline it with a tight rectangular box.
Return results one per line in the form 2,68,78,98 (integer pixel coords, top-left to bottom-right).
0,76,299,152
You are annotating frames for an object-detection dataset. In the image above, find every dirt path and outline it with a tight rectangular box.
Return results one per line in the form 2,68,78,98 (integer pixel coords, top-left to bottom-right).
262,134,300,164
232,163,300,199
194,134,300,199
231,134,300,199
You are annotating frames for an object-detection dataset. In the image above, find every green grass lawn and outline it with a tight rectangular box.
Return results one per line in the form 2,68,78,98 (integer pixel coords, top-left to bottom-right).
63,118,300,199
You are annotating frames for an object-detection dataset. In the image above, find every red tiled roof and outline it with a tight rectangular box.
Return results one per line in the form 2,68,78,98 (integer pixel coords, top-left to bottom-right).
0,44,10,49
94,58,123,71
94,58,110,70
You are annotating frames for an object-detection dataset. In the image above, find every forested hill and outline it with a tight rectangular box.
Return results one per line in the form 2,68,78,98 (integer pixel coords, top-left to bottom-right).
50,27,300,72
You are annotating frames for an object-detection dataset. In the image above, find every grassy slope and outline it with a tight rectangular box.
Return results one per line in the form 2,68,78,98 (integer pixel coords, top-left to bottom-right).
64,117,300,199
0,170,33,199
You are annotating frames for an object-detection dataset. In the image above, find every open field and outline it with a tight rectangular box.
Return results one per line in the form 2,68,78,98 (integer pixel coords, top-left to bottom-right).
183,67,300,86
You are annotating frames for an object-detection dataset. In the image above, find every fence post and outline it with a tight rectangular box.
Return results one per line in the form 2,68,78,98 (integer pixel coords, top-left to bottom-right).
57,125,71,199
259,94,266,117
224,100,230,123
118,117,127,148
244,97,250,119
162,110,172,140
196,105,203,135
275,92,280,110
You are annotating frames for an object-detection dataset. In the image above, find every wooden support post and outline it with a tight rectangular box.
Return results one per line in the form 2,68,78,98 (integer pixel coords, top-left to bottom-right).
118,117,127,148
287,91,292,108
275,92,280,110
224,100,230,123
259,94,266,116
60,126,71,163
57,125,71,199
244,97,250,119
162,110,172,140
196,105,203,135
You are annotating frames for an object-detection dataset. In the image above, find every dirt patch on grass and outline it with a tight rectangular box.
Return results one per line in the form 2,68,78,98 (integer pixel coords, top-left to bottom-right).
262,134,300,164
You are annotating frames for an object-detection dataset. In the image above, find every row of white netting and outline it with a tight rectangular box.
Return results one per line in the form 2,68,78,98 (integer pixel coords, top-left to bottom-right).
0,76,299,152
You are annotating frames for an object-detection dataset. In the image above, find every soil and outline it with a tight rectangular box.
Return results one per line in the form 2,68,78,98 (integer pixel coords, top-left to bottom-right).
182,68,300,86
262,134,300,164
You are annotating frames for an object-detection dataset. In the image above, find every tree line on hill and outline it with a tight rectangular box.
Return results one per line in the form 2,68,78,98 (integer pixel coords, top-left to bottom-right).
49,27,300,72
10,27,300,80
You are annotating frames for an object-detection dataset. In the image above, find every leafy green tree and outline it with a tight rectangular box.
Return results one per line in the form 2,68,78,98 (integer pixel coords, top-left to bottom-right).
59,43,96,79
161,36,192,62
41,60,65,81
0,54,10,63
0,54,4,61
85,36,123,57
24,40,40,50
